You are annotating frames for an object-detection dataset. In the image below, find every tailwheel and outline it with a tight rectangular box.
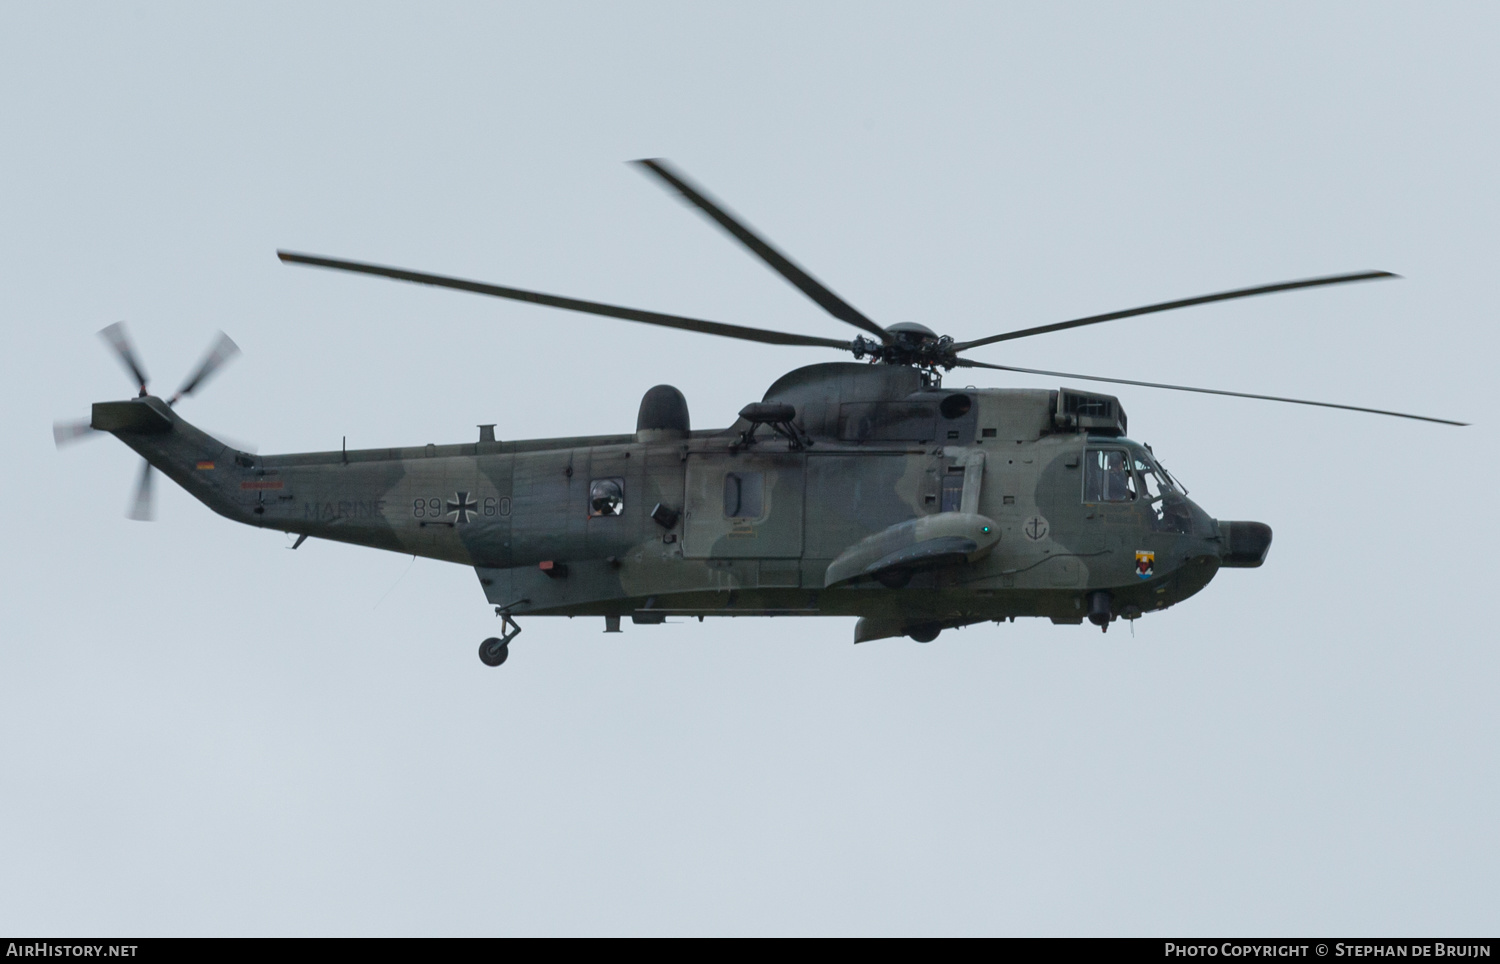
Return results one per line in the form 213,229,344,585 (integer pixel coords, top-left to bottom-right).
478,611,523,667
478,636,509,667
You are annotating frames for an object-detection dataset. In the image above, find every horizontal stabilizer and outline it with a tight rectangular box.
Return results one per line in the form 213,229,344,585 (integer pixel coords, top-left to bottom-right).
92,399,173,434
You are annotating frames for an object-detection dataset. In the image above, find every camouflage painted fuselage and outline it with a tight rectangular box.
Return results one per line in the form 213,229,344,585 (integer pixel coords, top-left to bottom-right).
96,363,1268,641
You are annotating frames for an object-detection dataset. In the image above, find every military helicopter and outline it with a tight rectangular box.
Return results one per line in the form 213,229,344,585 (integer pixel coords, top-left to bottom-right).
55,160,1465,667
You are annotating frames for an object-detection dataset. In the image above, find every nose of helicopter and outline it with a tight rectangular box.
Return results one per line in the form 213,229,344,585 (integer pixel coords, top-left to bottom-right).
1216,520,1273,568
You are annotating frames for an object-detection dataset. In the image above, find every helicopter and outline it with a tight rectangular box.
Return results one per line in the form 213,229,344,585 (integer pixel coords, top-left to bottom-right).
55,159,1466,667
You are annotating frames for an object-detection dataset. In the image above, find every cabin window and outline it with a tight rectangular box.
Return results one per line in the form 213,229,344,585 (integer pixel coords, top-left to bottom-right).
589,478,625,517
940,467,965,512
1083,449,1136,503
723,472,764,519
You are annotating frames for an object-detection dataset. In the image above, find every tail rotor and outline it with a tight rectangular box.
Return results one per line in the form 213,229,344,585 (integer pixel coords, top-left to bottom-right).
99,321,150,397
127,459,157,522
169,331,240,405
51,417,98,447
53,322,244,521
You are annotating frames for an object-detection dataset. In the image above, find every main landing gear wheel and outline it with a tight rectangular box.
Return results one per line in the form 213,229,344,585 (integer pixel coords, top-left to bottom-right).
907,624,941,643
479,637,509,666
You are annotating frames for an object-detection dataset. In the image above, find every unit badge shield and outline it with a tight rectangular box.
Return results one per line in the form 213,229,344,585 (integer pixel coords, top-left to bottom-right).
1135,550,1155,579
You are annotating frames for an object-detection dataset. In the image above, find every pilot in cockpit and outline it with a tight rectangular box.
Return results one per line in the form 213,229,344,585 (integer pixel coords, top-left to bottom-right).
1103,450,1135,501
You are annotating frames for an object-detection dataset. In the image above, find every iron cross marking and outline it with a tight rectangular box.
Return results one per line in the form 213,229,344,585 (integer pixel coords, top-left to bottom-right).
447,491,478,524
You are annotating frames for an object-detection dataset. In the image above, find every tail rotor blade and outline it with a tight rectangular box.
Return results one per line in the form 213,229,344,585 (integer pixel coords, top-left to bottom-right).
99,322,150,396
52,418,98,448
127,460,156,521
171,331,240,404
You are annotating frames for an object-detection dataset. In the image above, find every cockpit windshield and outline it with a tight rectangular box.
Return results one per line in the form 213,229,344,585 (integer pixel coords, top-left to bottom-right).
1133,455,1164,501
1122,445,1194,534
1131,452,1180,499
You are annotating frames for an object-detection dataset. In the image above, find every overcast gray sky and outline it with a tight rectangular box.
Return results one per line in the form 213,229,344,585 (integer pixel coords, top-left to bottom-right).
1,2,1495,936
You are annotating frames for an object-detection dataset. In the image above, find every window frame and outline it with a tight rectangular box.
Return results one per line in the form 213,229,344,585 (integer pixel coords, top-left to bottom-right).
723,471,766,520
588,477,626,518
1082,447,1139,505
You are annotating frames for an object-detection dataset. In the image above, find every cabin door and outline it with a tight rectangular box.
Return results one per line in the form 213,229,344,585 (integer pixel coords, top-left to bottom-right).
682,452,804,560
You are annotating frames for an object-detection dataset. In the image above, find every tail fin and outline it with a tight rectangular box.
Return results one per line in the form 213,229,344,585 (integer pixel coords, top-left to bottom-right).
92,399,173,434
92,396,256,524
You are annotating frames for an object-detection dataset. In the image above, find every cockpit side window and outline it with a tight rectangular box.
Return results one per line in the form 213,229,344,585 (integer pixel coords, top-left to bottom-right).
1084,449,1136,503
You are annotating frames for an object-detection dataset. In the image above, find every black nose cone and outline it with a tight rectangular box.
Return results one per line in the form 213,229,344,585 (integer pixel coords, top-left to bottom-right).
1218,521,1273,568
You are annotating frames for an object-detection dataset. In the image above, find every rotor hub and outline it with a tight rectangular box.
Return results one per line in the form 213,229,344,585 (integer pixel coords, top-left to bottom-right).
850,322,958,373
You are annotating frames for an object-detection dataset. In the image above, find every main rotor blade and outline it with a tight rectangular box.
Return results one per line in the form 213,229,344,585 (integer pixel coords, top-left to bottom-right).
633,159,891,344
954,358,1467,426
99,322,149,395
52,418,98,448
952,271,1398,351
171,331,240,404
128,460,156,521
277,251,852,351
